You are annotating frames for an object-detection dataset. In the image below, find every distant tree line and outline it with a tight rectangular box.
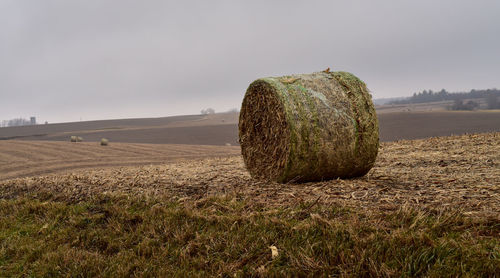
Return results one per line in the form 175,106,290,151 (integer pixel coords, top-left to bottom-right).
389,88,500,110
449,99,479,111
485,93,500,109
0,117,37,127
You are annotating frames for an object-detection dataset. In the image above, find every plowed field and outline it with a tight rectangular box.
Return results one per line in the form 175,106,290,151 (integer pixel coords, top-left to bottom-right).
0,140,240,181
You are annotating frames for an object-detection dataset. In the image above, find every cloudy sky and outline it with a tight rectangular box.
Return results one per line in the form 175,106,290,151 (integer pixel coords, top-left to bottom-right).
1,0,499,123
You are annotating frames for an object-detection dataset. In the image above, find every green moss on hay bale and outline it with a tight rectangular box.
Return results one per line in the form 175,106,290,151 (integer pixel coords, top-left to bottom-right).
100,138,109,146
239,71,379,183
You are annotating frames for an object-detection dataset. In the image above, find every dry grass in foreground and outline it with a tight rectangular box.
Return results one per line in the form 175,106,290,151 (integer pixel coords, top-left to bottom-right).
0,133,499,276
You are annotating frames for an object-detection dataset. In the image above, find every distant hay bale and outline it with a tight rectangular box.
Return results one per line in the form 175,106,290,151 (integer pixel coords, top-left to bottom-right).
225,143,232,146
70,136,77,142
100,138,109,146
239,71,379,183
76,136,83,142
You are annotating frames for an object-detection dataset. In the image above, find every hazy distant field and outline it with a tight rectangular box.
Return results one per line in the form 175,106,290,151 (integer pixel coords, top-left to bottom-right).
0,113,239,145
1,110,499,145
377,110,500,141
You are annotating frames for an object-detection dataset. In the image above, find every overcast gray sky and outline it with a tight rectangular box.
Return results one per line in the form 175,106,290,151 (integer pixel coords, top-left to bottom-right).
1,0,499,123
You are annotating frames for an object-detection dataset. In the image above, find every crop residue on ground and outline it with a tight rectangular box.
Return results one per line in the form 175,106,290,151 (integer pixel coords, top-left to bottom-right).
1,132,498,216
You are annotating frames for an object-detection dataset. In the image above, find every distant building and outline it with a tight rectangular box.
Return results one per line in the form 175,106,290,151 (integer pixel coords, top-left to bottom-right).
30,117,36,125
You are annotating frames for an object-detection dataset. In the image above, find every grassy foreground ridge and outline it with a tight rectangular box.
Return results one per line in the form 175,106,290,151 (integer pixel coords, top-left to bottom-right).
1,194,498,277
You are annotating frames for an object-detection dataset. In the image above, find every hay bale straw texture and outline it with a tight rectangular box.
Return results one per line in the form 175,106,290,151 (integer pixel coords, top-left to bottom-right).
100,138,109,146
239,71,379,183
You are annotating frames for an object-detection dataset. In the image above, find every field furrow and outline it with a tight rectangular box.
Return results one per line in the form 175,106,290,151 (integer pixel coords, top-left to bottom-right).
0,141,240,180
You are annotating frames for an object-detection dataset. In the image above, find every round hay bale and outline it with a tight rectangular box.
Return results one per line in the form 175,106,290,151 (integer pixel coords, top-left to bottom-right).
100,138,109,146
70,136,77,142
239,71,379,183
76,136,83,142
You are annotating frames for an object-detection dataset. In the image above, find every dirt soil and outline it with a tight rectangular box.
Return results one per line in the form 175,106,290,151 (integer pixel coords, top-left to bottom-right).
1,132,498,217
378,111,500,141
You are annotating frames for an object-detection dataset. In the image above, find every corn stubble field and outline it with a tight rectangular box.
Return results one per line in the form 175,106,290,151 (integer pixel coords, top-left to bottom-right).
0,133,499,276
